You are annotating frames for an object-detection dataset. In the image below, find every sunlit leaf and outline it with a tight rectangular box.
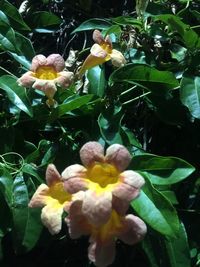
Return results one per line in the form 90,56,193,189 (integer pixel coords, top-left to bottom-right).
0,75,33,117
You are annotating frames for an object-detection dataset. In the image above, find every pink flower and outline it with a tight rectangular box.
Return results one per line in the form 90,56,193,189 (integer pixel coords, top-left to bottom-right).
17,54,74,107
66,192,147,267
29,164,72,234
79,30,126,75
62,142,145,226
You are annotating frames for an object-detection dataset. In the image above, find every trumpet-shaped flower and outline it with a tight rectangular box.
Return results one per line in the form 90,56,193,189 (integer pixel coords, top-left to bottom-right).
62,142,145,226
29,164,72,234
66,192,147,267
17,54,74,107
79,30,126,75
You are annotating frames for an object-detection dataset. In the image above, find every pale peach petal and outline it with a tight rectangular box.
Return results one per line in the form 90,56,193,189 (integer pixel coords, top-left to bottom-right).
32,79,57,98
64,178,88,194
41,201,63,235
46,54,65,72
66,193,91,238
110,49,126,67
120,170,145,189
46,164,61,186
17,71,36,87
112,195,129,215
105,144,131,171
104,35,113,49
92,30,105,45
82,190,112,226
88,237,115,267
80,142,104,167
112,182,140,202
28,184,49,208
117,214,147,245
90,44,108,58
62,164,87,180
55,71,74,88
31,54,47,72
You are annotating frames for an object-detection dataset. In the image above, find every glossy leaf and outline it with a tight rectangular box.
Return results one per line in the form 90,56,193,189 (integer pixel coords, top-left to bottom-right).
71,18,112,33
131,176,179,237
11,175,42,252
0,167,13,207
0,75,33,117
49,94,94,121
87,66,106,97
130,153,195,185
155,14,200,49
29,11,62,28
180,75,200,119
0,0,30,30
109,64,179,91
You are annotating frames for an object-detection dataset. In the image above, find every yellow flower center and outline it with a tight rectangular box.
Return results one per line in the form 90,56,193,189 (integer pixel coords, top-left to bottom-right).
35,66,58,80
92,210,124,242
48,182,71,205
101,43,112,55
86,163,120,194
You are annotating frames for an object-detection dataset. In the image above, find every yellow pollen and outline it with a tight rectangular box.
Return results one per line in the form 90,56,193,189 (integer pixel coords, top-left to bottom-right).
35,66,58,80
48,182,71,204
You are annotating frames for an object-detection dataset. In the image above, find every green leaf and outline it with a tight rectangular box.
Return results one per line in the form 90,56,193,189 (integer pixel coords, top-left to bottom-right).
130,153,195,185
131,176,179,237
12,174,42,252
29,11,62,28
164,223,191,267
155,14,200,49
109,64,179,92
180,76,200,119
98,105,124,144
0,167,13,207
22,163,43,183
112,16,143,28
0,75,33,117
0,0,30,31
72,18,112,33
49,94,94,121
87,66,106,97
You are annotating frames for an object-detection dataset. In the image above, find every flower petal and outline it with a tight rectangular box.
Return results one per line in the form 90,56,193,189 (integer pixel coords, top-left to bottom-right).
110,49,126,67
46,54,65,72
117,214,147,245
65,192,91,238
88,237,115,267
46,164,61,186
105,144,131,171
31,54,47,72
82,190,112,226
41,200,63,235
17,71,36,87
55,71,74,88
112,182,140,202
80,142,104,167
79,53,107,75
92,30,105,45
90,44,108,58
112,195,129,215
32,79,57,98
29,184,49,208
121,170,145,189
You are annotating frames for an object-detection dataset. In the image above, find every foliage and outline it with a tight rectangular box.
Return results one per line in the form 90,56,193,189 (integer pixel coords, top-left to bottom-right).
0,0,200,266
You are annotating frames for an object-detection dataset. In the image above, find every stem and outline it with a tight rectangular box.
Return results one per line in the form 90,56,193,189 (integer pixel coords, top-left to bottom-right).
122,91,151,106
0,66,17,78
120,85,137,97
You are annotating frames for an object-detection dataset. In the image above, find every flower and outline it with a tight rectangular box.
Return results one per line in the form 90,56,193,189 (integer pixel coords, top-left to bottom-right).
17,54,74,107
79,30,126,75
66,191,147,267
29,164,72,234
62,142,145,226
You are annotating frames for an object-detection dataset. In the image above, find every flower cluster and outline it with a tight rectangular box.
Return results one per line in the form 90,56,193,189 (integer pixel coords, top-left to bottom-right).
17,54,74,107
29,142,146,267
